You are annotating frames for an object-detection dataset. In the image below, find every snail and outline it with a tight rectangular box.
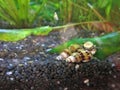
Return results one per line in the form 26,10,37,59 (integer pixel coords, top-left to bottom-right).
66,50,92,63
56,41,97,63
56,44,81,60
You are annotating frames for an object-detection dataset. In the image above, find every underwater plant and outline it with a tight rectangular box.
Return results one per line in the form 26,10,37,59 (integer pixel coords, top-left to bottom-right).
0,21,113,42
50,31,120,60
0,26,53,41
0,0,47,28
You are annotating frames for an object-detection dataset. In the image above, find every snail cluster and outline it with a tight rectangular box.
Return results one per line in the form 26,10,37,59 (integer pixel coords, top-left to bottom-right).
56,41,96,63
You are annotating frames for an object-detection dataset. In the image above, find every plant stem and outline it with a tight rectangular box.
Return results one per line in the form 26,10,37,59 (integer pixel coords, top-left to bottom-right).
53,21,107,30
87,3,105,21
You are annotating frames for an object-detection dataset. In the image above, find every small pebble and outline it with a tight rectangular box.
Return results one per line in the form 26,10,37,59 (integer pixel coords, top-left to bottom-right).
7,64,14,70
57,81,60,84
75,64,80,70
9,63,13,67
10,77,14,81
111,84,116,88
0,58,4,61
84,79,89,83
39,52,45,55
18,64,24,67
24,62,28,66
45,48,52,52
31,86,34,90
12,59,20,64
64,87,68,90
113,75,117,78
48,44,55,48
84,79,90,86
28,61,33,64
23,56,31,60
16,45,24,49
3,44,7,47
111,63,115,67
35,59,38,62
15,89,19,90
6,71,13,75
41,44,45,47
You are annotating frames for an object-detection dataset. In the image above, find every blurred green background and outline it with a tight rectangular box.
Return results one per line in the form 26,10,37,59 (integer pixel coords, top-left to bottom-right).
0,0,119,29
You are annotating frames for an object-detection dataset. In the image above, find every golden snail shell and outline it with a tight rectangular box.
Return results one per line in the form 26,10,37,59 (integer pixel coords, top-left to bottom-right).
56,44,81,60
83,41,94,50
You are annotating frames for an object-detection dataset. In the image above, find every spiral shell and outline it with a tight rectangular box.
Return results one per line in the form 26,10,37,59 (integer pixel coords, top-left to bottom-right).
83,41,96,55
56,44,81,60
66,49,92,63
83,41,94,50
56,41,97,63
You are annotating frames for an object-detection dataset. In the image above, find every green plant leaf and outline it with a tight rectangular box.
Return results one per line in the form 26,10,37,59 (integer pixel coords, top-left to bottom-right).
98,0,110,8
30,0,47,24
105,4,112,19
0,0,46,28
0,26,53,41
50,31,120,60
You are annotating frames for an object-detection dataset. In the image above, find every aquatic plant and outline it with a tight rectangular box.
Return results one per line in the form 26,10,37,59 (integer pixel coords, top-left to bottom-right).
0,26,53,41
42,0,120,31
0,0,46,28
50,31,120,60
0,21,113,42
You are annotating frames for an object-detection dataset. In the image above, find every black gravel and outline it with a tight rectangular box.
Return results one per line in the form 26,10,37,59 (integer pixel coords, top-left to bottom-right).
0,29,120,90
